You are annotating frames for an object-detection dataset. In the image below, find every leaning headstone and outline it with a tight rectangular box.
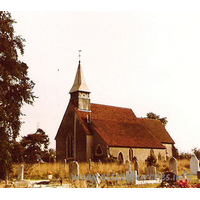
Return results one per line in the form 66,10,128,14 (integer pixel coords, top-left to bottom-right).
190,155,199,175
69,161,79,179
169,157,178,174
134,160,139,175
17,165,24,181
145,166,156,180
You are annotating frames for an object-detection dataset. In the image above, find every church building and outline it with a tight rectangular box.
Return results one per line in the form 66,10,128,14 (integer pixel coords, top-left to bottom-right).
55,58,175,163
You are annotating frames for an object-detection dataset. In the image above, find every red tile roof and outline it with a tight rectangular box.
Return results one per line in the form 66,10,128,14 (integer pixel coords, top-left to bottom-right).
137,118,175,144
91,119,165,149
74,103,174,149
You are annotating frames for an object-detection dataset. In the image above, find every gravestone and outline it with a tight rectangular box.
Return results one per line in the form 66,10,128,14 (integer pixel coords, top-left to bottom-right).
134,160,139,175
69,161,79,179
169,157,178,174
125,160,130,171
125,160,130,170
126,170,137,185
86,173,101,188
95,173,101,188
17,165,24,181
64,159,67,171
145,166,156,180
190,155,199,175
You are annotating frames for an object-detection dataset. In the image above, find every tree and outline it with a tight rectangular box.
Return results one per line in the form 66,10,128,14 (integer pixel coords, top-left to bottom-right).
172,145,179,158
0,11,36,139
10,140,24,163
0,11,35,179
42,148,56,163
146,112,168,126
0,127,12,180
20,128,50,163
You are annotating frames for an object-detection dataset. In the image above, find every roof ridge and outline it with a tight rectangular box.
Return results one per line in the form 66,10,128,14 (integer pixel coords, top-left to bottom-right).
91,103,132,110
91,118,137,123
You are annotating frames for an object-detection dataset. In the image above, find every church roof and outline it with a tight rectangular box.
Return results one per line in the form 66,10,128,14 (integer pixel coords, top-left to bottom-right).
69,61,91,93
74,103,174,149
136,118,175,144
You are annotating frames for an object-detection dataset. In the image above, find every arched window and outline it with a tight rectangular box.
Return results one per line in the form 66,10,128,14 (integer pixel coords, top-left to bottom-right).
118,152,124,164
95,144,103,156
129,148,133,161
66,134,73,158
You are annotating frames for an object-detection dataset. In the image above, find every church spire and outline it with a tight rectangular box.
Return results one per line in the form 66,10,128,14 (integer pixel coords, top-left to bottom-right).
69,51,90,94
69,51,91,111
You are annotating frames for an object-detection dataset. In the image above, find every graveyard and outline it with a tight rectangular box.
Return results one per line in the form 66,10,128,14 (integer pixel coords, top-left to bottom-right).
1,11,200,191
1,155,200,188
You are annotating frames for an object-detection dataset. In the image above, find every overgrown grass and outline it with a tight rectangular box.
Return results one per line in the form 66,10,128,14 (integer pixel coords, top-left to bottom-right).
9,158,192,188
11,162,127,180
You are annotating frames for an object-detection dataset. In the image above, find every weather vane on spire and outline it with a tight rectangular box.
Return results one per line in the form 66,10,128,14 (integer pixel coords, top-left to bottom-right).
78,50,82,62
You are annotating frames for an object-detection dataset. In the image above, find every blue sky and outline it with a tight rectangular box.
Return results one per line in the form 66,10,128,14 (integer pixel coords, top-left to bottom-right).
10,11,200,153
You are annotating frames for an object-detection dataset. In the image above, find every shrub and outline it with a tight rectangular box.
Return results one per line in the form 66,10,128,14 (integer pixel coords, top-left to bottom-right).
145,150,157,167
192,148,200,160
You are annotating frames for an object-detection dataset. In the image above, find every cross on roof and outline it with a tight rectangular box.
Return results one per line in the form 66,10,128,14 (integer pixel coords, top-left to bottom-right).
78,50,82,62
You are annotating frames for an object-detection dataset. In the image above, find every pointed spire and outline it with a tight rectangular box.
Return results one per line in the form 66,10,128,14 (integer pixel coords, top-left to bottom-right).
69,58,90,94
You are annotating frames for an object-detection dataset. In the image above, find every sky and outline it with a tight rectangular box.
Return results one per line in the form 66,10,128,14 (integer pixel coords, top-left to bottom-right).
10,10,200,153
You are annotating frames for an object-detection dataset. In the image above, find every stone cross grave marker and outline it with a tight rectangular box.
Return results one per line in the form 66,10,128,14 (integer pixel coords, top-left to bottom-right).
69,161,79,179
17,164,24,181
169,157,178,174
190,155,199,175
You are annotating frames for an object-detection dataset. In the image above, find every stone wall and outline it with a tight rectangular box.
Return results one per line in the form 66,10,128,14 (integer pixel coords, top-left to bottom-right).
56,102,75,161
56,101,88,162
93,130,108,161
75,113,87,161
109,147,167,163
162,143,173,159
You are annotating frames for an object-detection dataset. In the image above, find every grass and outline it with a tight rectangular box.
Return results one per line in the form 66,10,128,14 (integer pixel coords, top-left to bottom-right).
7,158,196,188
10,162,127,180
